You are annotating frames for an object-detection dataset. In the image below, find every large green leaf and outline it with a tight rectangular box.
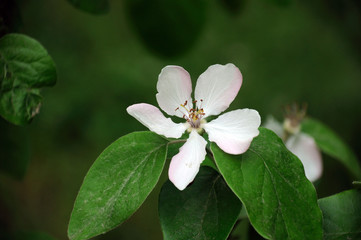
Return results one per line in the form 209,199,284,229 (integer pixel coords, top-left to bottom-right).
125,0,207,58
0,33,56,125
211,127,323,240
318,189,361,240
159,167,242,240
68,132,168,240
67,0,109,15
302,117,361,179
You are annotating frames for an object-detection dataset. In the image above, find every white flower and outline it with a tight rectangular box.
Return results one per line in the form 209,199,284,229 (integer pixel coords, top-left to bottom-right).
127,64,261,190
264,115,322,182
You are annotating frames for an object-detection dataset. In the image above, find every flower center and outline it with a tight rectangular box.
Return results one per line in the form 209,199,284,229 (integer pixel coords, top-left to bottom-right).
282,103,307,140
175,99,206,130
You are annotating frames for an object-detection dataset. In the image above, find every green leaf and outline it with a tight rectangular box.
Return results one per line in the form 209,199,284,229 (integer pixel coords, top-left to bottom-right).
0,33,56,126
201,155,218,171
124,0,207,58
67,0,109,15
68,131,168,240
302,117,361,179
318,189,361,240
211,127,323,240
159,167,242,240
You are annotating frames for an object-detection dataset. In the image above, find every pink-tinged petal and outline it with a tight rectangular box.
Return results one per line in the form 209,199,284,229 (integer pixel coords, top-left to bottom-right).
168,130,207,190
156,66,193,118
194,63,242,118
127,103,187,138
204,109,261,154
263,115,283,137
286,133,322,182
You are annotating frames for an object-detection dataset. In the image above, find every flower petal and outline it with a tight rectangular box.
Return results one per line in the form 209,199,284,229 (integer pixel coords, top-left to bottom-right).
194,63,242,118
263,115,284,137
204,109,261,154
156,66,193,118
127,103,187,138
168,130,207,190
286,133,322,182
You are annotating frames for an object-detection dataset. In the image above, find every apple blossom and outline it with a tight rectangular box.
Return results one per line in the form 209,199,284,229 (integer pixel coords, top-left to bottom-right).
264,107,322,182
127,64,261,190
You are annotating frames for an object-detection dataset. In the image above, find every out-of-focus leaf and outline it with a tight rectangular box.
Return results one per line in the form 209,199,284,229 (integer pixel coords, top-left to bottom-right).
219,0,245,15
13,231,56,240
125,0,207,58
0,118,29,179
267,0,292,6
68,132,168,240
0,33,56,126
302,117,361,179
212,128,323,240
318,189,361,240
67,0,109,15
159,167,242,240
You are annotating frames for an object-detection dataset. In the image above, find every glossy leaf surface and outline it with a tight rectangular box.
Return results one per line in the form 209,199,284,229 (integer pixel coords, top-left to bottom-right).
159,167,242,240
68,132,168,240
212,127,323,240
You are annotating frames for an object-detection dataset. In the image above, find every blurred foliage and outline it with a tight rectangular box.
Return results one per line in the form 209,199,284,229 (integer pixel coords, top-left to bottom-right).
12,231,56,240
67,0,110,15
0,34,57,126
0,118,29,179
219,0,245,16
302,117,361,179
318,189,361,240
267,0,292,7
0,0,22,38
124,0,207,58
0,0,360,239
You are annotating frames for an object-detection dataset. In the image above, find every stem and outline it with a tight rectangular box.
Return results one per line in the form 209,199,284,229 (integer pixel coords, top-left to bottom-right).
168,139,187,145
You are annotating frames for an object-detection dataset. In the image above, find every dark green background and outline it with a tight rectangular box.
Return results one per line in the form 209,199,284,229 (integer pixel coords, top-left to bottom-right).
1,0,361,239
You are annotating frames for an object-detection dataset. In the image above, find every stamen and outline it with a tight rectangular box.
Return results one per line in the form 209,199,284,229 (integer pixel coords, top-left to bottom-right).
177,98,206,130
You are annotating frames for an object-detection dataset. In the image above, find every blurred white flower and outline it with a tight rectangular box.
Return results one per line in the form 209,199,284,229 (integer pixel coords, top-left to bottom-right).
264,113,322,182
127,64,261,190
